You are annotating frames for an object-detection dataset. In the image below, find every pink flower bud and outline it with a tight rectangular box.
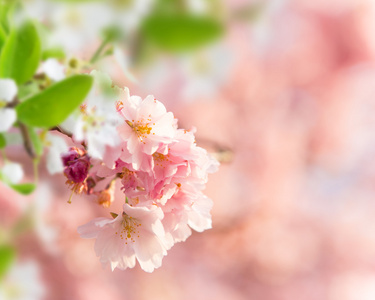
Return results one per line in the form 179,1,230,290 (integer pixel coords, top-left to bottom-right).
61,147,90,183
64,159,89,183
61,147,86,166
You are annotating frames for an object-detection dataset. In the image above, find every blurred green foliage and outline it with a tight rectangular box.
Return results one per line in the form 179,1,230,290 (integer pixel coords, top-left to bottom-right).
9,183,36,195
0,133,6,149
0,21,41,85
141,14,223,52
0,245,16,279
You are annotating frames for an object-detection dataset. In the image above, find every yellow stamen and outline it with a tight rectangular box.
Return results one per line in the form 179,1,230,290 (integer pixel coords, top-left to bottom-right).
120,214,141,244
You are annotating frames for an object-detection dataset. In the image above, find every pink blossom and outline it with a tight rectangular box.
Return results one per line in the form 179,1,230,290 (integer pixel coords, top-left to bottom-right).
75,90,219,272
155,186,214,250
117,88,177,170
115,128,219,206
77,204,168,272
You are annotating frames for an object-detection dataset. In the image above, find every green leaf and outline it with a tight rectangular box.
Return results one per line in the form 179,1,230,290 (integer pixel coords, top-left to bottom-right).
102,25,123,42
0,24,6,53
16,74,93,128
0,0,15,34
0,245,16,278
9,183,36,195
141,14,224,52
0,133,6,148
0,21,41,84
17,81,41,101
28,128,43,157
42,47,66,60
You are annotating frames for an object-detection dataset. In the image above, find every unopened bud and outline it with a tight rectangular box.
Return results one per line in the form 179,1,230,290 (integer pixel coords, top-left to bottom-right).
61,147,90,183
97,181,115,207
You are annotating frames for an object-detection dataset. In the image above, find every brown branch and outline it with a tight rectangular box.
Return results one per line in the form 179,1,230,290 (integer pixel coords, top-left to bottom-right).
51,126,73,139
50,126,87,149
18,122,36,159
7,97,35,159
5,96,19,109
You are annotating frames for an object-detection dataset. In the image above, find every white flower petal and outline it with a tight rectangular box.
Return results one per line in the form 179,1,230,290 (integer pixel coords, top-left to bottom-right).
42,58,66,81
0,108,16,132
46,134,68,174
1,162,24,184
0,79,17,102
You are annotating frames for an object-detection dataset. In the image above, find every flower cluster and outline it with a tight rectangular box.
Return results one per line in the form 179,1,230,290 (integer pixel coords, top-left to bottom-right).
66,88,219,272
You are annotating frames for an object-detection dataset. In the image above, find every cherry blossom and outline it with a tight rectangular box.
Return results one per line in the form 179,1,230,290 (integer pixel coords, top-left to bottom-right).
117,88,177,169
78,203,168,272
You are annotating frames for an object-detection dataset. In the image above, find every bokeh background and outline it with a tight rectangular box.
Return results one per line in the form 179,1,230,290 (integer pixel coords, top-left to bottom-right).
2,0,375,299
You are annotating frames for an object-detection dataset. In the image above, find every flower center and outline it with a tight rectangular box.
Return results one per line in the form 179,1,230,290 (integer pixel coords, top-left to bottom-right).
152,152,170,168
126,118,155,143
136,123,152,135
118,214,141,244
80,105,105,131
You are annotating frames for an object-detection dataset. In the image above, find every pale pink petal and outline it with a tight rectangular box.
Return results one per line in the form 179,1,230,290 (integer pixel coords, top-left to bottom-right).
138,95,167,119
77,217,114,239
187,195,213,232
121,94,141,121
134,231,166,272
151,112,176,137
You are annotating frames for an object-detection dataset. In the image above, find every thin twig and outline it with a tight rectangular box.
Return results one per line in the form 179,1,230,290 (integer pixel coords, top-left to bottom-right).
51,126,73,139
50,126,87,149
5,96,19,109
18,122,36,159
90,38,110,64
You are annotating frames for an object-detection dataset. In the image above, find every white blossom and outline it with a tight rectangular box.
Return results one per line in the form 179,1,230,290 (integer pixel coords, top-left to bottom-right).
0,79,17,132
1,162,24,184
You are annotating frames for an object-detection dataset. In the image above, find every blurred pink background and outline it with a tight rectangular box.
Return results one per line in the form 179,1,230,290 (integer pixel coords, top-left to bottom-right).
3,0,375,299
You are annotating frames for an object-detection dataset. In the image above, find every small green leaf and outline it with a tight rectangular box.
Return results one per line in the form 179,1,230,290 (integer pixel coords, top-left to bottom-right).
9,183,36,195
16,75,93,128
17,81,41,101
0,21,41,84
42,47,66,60
28,128,43,157
141,14,224,52
110,212,118,219
0,133,6,148
0,245,16,278
0,1,15,34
